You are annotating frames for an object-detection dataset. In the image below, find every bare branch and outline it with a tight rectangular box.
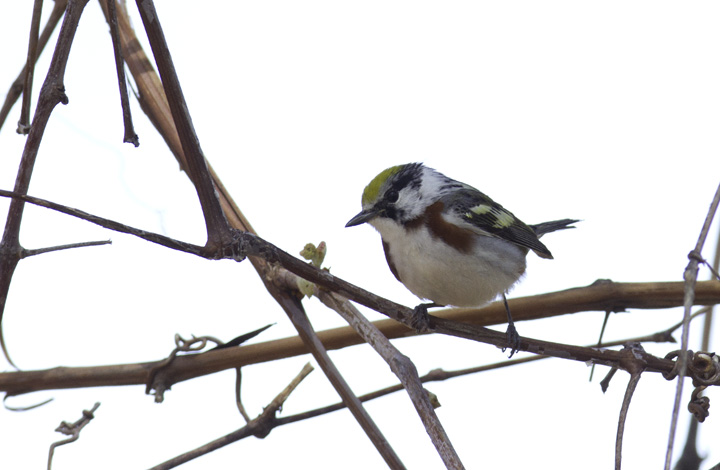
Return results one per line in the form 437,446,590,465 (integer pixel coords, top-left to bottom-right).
665,181,720,470
317,290,463,469
21,239,111,258
147,364,313,470
615,347,644,470
0,279,718,396
133,0,230,247
0,189,207,257
0,0,67,132
0,0,91,368
47,402,100,470
105,0,138,146
17,0,45,134
281,296,406,469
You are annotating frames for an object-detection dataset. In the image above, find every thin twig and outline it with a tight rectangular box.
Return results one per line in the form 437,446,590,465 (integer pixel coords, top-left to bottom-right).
0,0,68,132
105,0,138,146
21,239,111,258
616,356,643,470
147,364,313,470
590,310,612,381
47,402,100,470
146,334,224,402
234,368,250,422
0,0,91,369
665,181,720,470
674,232,720,470
17,0,45,134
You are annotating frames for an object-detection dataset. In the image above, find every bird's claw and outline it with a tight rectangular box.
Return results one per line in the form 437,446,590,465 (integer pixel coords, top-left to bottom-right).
502,323,521,358
410,303,435,332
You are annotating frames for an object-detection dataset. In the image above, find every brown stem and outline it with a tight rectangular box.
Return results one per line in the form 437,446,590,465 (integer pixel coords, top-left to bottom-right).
148,364,313,470
132,0,230,248
17,0,45,134
276,294,406,469
665,181,720,470
105,0,138,146
0,0,90,367
0,0,68,132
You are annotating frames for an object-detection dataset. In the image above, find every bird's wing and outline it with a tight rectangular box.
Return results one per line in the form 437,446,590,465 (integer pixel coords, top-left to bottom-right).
441,188,554,259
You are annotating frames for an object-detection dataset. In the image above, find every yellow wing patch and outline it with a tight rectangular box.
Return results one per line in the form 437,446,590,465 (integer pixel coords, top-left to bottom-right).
466,204,492,216
465,204,515,228
492,210,515,228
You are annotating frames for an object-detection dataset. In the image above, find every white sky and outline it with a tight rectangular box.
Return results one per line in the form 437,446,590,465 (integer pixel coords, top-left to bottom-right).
1,1,719,469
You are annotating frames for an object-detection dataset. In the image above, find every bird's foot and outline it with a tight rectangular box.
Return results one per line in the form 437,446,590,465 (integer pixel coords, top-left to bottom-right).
502,323,521,358
410,302,441,332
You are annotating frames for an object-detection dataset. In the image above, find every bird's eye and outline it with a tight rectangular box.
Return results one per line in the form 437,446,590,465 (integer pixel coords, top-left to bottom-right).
386,190,399,203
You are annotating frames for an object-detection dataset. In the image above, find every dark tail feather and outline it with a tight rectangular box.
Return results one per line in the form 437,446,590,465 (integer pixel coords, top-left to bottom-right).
530,218,580,237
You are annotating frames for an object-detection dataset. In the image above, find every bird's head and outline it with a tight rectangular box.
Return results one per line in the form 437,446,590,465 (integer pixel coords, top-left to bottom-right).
346,163,462,228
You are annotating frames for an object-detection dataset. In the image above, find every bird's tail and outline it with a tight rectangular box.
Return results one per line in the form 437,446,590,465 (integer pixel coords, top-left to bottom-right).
530,219,580,237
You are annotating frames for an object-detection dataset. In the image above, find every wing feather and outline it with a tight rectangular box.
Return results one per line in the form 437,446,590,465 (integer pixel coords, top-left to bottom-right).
440,189,554,258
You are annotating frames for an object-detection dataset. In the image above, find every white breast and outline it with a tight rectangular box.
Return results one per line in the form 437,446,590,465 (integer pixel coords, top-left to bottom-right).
370,218,527,307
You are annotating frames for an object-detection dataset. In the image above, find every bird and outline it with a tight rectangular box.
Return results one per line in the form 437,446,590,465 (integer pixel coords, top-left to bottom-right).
345,162,577,353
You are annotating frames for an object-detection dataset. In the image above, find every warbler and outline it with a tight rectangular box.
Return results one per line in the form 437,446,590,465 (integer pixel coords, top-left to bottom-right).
345,163,577,350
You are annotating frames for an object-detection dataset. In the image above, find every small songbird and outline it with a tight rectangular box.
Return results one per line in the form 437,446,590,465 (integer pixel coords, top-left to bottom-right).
346,163,577,350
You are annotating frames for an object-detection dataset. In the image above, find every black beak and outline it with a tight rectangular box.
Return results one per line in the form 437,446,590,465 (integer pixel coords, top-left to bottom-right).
345,209,379,227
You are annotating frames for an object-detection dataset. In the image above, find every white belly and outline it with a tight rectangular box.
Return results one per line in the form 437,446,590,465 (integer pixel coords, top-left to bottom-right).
371,219,526,307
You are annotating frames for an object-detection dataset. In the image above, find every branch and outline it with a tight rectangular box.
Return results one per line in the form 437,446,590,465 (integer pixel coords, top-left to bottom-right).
21,239,111,258
316,289,463,469
665,181,720,470
614,345,645,470
133,0,230,247
105,0,138,146
0,0,91,367
17,0,45,134
147,364,313,470
47,402,100,470
277,294,406,469
0,0,68,132
0,284,714,397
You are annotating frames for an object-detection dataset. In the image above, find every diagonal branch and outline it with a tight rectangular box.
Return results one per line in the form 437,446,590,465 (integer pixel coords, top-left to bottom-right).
17,0,45,134
0,0,68,132
317,290,464,469
665,181,720,470
0,0,90,367
133,0,230,247
279,295,406,469
148,364,313,470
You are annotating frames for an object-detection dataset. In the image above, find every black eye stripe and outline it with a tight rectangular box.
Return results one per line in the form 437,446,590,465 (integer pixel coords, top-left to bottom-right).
386,190,399,203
